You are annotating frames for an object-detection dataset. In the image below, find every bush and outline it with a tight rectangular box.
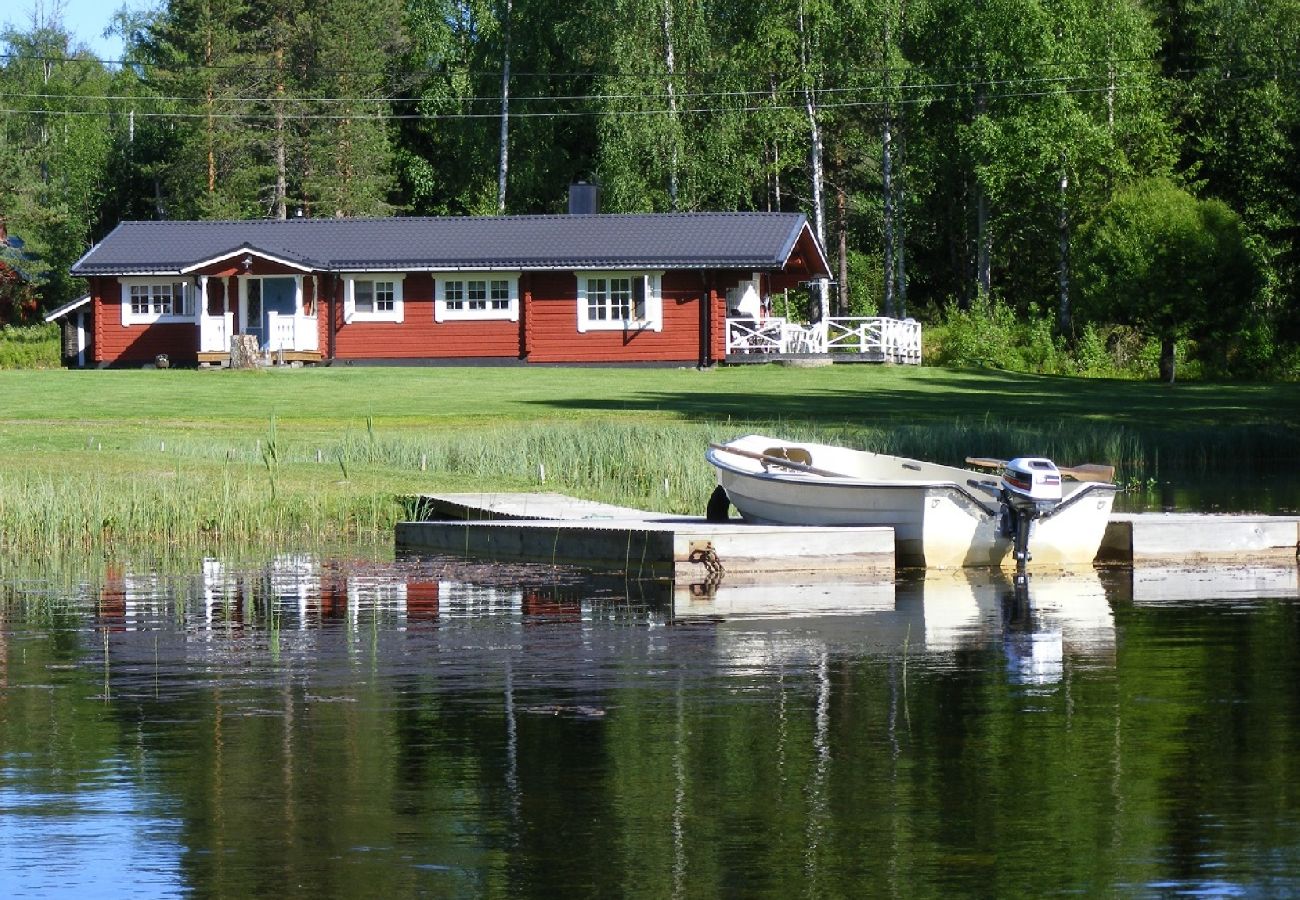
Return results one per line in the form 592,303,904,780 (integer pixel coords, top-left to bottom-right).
1067,324,1160,379
0,323,62,369
925,298,1179,379
925,296,1065,372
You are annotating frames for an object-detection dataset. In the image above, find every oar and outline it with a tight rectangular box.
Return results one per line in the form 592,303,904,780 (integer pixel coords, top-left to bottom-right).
708,443,855,479
965,456,1115,484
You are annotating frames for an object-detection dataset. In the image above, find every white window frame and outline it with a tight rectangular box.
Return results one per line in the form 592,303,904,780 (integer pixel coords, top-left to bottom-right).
343,273,405,324
118,277,196,326
435,273,519,323
576,271,663,333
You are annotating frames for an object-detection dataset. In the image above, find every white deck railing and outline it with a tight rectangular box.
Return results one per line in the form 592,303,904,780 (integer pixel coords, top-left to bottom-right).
726,315,921,364
199,312,234,353
265,313,320,353
200,312,319,357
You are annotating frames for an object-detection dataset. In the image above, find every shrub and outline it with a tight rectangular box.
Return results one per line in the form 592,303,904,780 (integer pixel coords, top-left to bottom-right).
0,323,61,369
926,295,1064,372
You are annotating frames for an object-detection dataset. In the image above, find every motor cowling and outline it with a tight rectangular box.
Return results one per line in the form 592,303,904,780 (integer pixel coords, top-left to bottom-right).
1000,457,1062,514
998,457,1063,570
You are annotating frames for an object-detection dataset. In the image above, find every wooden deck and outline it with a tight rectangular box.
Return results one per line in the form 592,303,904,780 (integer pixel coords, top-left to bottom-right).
197,350,323,367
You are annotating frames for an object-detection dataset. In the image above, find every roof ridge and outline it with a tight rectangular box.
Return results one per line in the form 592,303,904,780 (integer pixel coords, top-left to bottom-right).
71,212,827,279
114,210,802,227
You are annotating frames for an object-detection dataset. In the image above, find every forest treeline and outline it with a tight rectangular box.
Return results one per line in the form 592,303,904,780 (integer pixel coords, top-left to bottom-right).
1,0,1297,379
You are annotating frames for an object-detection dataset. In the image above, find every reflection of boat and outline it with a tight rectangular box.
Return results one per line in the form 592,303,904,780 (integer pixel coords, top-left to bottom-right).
993,570,1115,685
706,434,1118,568
679,568,1114,679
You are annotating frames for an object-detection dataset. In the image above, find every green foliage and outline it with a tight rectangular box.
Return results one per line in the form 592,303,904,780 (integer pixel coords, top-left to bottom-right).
845,249,881,317
0,323,61,368
1068,324,1161,380
926,296,1065,373
0,0,1298,375
924,297,1184,378
0,23,115,308
1076,178,1265,381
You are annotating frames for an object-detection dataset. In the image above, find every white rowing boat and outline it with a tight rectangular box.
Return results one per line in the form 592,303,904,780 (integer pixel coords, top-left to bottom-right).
705,434,1119,569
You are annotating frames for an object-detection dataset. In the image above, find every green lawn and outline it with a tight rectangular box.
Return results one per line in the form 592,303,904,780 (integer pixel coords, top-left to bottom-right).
3,364,1295,432
1,365,1295,557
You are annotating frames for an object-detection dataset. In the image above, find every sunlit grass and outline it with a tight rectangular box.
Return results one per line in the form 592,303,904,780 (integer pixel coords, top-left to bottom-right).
4,411,1295,558
1,366,1296,557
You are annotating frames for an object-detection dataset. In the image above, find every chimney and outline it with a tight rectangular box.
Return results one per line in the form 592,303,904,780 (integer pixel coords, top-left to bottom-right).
568,181,600,215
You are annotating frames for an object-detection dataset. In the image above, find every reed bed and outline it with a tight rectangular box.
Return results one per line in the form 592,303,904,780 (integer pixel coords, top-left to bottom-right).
0,463,394,559
5,415,1295,561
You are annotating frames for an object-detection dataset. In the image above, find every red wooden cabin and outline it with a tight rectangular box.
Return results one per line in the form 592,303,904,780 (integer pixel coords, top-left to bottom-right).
59,210,828,368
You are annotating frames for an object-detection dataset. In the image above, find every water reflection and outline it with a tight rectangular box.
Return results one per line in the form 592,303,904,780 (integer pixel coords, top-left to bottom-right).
87,555,1130,685
675,567,1117,692
3,553,1300,897
1113,476,1300,515
79,555,1300,695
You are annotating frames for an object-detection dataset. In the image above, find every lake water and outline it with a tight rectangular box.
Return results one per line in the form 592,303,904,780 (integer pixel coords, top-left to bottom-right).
3,552,1300,898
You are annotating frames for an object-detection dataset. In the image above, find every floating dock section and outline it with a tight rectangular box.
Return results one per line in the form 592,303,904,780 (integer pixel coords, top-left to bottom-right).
396,493,1300,580
397,493,894,579
1099,513,1300,564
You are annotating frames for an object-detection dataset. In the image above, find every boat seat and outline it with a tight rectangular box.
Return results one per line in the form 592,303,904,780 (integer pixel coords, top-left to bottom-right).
761,446,813,471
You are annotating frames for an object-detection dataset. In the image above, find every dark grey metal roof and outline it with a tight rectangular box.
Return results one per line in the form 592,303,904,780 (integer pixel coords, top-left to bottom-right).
71,213,827,276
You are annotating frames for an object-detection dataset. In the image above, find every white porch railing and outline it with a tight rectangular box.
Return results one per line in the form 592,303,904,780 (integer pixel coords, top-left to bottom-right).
825,317,922,364
199,312,235,353
266,313,319,353
201,311,318,356
726,315,921,364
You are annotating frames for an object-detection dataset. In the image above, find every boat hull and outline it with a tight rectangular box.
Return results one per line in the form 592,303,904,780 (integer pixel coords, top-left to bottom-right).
708,435,1117,569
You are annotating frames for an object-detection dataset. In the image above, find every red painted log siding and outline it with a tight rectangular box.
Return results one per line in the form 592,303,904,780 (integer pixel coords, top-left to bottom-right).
525,270,708,364
85,265,763,365
330,273,521,360
91,275,198,365
710,285,727,361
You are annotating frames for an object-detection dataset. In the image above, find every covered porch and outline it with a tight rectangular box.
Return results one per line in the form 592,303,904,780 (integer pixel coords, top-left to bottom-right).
194,251,323,366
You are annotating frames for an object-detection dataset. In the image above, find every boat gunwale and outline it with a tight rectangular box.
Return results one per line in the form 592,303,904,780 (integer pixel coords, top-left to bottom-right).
706,445,1120,524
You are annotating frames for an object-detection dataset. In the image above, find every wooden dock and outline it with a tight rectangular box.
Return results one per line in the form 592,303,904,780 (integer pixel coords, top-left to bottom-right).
1099,512,1300,564
396,493,1300,580
397,493,893,579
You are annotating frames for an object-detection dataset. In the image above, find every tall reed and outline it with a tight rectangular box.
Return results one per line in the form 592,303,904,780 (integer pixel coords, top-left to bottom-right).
3,416,1295,558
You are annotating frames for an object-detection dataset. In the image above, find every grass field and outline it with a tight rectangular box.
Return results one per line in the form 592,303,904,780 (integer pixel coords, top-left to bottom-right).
2,365,1296,558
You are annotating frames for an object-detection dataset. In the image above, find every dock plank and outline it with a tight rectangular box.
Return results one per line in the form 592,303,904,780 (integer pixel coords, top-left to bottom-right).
1100,513,1300,564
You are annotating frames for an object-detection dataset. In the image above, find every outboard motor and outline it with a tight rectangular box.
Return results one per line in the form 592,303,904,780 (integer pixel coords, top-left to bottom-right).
998,457,1063,570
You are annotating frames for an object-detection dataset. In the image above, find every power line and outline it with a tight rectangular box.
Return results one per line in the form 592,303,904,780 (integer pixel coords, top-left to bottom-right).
4,45,1264,83
0,79,1179,122
0,67,1163,107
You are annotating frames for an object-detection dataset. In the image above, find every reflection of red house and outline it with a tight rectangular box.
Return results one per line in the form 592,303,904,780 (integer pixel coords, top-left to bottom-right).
317,566,350,620
406,581,440,621
62,202,828,368
522,589,581,622
98,567,127,632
